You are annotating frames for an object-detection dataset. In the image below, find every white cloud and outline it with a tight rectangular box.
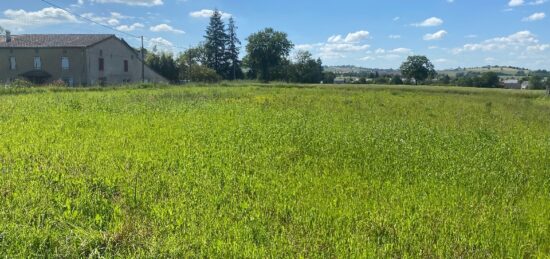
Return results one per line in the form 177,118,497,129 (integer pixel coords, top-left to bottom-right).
509,0,524,6
360,47,412,61
527,44,550,51
148,37,174,52
522,12,545,21
328,30,370,43
189,9,232,19
320,43,370,53
327,35,343,43
453,31,541,53
529,0,548,5
295,44,315,51
423,30,448,40
116,23,144,32
296,31,372,60
373,47,412,54
82,12,131,26
0,7,79,30
391,47,412,54
389,35,401,39
316,30,372,59
413,17,443,27
360,56,375,61
508,0,547,7
150,24,185,34
90,0,163,6
298,32,415,66
344,31,370,43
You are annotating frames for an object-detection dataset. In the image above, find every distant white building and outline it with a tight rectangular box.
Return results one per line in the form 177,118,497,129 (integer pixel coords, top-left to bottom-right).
334,77,346,84
502,79,521,89
521,81,529,90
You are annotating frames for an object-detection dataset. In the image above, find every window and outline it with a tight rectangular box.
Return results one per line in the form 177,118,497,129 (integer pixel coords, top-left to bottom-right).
9,57,16,70
61,57,69,70
124,60,128,72
34,57,41,69
99,58,104,71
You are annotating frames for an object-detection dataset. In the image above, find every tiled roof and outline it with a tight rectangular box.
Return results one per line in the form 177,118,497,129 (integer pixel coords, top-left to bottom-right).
0,34,114,48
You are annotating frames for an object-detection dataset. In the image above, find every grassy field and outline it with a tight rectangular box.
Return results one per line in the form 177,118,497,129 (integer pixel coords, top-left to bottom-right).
0,84,549,257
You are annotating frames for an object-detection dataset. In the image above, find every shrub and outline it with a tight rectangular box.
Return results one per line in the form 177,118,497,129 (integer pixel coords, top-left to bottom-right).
390,75,404,85
9,78,33,88
51,79,68,87
189,65,222,83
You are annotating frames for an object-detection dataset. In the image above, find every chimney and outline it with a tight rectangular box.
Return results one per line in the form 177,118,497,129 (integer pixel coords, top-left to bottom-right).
6,30,11,43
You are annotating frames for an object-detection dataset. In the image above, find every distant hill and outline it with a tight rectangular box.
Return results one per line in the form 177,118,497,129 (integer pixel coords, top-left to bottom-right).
438,66,531,77
325,65,537,78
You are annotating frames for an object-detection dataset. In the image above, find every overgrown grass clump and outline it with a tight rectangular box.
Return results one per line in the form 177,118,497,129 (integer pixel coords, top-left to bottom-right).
0,84,549,257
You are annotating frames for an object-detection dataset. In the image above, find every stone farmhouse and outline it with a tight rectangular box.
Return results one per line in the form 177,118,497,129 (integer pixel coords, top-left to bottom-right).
0,33,167,86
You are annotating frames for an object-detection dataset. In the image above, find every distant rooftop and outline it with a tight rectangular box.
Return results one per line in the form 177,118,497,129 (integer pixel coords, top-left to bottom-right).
0,34,115,48
503,79,519,83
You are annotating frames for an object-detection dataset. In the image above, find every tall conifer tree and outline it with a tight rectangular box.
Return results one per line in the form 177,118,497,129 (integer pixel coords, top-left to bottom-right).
226,17,242,80
204,10,229,77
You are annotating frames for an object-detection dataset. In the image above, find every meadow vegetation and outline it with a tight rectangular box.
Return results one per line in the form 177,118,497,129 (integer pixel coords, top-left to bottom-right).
0,84,549,257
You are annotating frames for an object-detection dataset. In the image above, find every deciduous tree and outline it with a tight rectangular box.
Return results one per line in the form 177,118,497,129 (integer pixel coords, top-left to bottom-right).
289,51,323,83
528,75,544,90
146,51,178,83
400,56,437,85
245,28,293,82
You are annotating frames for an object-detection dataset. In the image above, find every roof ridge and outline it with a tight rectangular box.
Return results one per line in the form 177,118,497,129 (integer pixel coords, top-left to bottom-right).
7,34,115,35
0,34,116,48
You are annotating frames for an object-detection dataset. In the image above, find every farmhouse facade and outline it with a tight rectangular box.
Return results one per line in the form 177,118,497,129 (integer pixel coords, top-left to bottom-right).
0,34,167,86
502,79,521,89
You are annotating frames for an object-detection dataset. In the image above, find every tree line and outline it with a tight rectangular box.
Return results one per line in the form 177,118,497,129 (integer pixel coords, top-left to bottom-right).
345,55,549,90
146,10,324,84
144,12,549,94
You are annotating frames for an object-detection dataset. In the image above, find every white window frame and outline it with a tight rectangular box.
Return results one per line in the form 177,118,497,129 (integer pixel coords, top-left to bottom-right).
34,57,42,70
61,57,69,70
9,57,16,70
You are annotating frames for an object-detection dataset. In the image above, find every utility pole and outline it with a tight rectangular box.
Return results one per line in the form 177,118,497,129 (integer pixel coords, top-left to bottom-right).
141,36,145,83
188,45,192,83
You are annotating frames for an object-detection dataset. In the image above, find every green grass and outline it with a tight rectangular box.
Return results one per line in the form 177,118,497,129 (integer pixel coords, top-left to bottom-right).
0,84,549,257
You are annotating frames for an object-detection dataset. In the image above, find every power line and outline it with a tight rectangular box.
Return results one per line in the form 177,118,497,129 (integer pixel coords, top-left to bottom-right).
38,0,189,52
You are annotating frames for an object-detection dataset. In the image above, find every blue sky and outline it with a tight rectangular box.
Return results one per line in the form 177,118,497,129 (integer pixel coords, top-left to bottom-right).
1,0,549,69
